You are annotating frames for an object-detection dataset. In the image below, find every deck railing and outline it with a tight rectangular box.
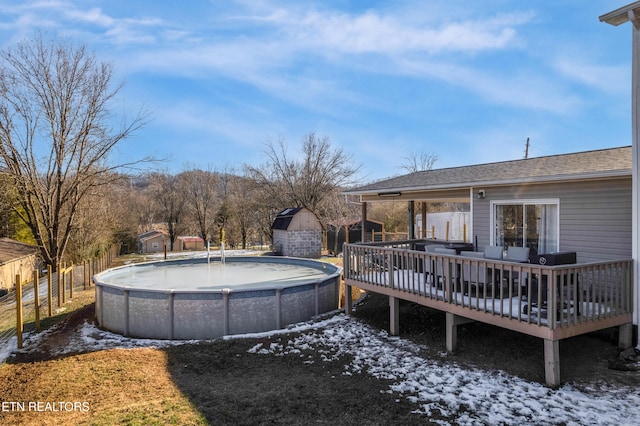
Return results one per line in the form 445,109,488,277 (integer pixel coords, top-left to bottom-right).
343,241,633,337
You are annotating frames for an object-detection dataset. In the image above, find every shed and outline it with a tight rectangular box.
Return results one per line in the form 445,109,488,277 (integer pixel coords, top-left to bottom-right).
177,236,205,251
137,230,168,253
0,238,39,293
271,207,322,258
326,219,384,255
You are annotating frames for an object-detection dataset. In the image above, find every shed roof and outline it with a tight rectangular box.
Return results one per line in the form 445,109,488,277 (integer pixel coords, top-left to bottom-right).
179,236,204,242
137,230,167,242
271,207,304,230
0,238,38,264
344,146,632,195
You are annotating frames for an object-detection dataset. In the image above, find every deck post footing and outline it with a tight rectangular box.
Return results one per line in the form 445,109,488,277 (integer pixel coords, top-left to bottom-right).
389,296,399,335
344,284,353,315
619,323,633,349
544,339,561,388
446,313,475,352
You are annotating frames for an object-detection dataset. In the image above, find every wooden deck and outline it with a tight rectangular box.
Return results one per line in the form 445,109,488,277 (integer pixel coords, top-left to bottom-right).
342,240,634,387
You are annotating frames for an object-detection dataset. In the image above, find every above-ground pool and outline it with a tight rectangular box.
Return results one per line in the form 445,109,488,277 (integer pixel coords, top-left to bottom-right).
93,256,342,340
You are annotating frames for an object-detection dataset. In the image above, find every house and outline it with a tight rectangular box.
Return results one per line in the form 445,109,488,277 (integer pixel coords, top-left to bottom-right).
0,238,39,294
342,146,634,386
137,230,168,254
271,207,322,258
346,146,632,262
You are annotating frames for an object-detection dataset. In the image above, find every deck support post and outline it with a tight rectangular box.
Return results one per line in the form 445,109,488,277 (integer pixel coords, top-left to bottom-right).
344,284,353,314
619,323,633,349
446,313,475,352
544,339,560,388
389,296,399,335
446,313,457,352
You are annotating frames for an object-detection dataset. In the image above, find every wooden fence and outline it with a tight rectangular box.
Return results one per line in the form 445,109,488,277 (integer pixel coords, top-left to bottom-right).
0,246,119,354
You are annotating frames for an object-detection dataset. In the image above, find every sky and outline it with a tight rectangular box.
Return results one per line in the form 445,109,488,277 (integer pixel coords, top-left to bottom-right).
0,1,635,182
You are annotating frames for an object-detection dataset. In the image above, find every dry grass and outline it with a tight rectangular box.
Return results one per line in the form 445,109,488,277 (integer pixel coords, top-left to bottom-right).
0,348,207,425
1,286,208,426
0,257,378,425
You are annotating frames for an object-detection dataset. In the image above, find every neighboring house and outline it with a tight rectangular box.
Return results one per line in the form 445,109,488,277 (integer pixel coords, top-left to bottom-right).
271,207,323,258
177,236,205,251
0,238,39,294
342,146,635,386
137,230,168,254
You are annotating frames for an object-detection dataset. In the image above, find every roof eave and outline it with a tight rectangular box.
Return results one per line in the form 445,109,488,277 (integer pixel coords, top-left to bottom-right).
344,170,631,197
600,1,640,26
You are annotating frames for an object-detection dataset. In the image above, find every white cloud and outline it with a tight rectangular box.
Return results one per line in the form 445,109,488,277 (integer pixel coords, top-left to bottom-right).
64,7,114,27
395,57,582,114
553,58,628,95
286,10,529,55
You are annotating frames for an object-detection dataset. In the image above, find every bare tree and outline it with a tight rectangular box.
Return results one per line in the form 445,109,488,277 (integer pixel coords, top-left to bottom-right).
180,167,219,243
148,172,184,251
215,169,232,245
0,34,148,269
246,133,361,214
316,187,360,254
66,182,118,262
227,175,253,249
399,151,439,173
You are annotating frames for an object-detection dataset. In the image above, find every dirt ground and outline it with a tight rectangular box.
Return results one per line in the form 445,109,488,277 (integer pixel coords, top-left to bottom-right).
352,293,638,388
1,292,638,425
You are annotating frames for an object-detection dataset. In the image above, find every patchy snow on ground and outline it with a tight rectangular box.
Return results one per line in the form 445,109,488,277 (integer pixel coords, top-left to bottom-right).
247,315,640,426
4,313,640,425
0,335,17,365
3,250,638,424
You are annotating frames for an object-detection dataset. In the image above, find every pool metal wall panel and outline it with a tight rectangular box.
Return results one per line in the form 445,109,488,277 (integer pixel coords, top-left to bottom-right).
228,291,278,335
281,286,316,326
317,277,340,313
100,286,126,335
128,291,170,339
173,293,225,339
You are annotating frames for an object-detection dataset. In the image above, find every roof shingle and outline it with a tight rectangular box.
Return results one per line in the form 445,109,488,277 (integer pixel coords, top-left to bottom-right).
345,146,632,194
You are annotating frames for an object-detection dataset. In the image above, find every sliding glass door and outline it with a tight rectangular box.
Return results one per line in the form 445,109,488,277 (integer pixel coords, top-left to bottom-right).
492,200,558,254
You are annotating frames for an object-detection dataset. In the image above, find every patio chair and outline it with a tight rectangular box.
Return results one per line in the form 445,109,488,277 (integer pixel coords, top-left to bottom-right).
460,251,488,296
420,245,443,285
482,246,503,289
505,246,530,263
484,245,504,260
522,270,580,318
433,247,456,289
503,246,530,299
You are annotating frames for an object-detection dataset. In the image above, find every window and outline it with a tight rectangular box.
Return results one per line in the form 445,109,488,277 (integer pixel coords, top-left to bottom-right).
491,199,559,254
